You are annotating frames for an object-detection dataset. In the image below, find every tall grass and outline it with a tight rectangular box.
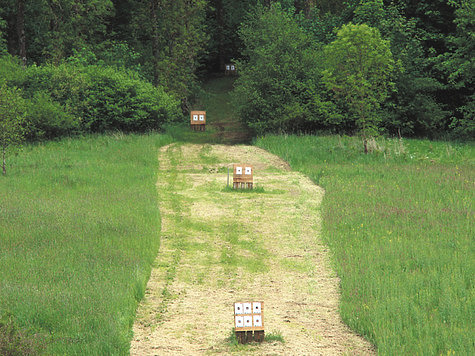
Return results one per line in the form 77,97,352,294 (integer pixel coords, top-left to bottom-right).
256,135,474,355
0,132,174,354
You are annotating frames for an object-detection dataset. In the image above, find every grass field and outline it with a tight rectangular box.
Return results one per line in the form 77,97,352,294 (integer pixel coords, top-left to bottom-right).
0,133,174,354
256,135,474,355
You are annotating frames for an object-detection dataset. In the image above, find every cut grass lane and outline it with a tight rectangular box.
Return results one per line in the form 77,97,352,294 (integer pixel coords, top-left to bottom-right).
131,143,374,355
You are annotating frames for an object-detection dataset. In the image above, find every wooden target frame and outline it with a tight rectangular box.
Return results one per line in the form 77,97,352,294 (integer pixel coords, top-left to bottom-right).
190,110,206,131
234,301,264,343
233,164,253,189
225,63,237,75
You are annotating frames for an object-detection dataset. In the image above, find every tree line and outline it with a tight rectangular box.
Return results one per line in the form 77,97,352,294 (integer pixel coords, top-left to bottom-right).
233,0,473,140
0,1,473,156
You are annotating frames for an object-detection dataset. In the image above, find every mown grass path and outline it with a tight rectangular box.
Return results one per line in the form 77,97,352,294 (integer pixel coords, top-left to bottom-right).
131,143,374,355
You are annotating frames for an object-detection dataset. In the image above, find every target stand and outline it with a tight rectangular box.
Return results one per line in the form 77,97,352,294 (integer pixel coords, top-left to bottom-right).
233,164,253,189
225,64,237,76
190,110,206,131
234,301,264,343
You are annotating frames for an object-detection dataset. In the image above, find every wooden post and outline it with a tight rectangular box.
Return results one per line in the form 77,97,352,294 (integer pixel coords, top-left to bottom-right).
254,330,265,342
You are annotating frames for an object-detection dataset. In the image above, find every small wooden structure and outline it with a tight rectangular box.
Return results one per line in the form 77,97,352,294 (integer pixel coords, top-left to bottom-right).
190,110,206,131
225,63,237,76
233,164,253,189
234,301,264,343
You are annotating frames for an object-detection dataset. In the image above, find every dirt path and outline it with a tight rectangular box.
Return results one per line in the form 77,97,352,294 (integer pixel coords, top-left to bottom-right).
130,143,374,355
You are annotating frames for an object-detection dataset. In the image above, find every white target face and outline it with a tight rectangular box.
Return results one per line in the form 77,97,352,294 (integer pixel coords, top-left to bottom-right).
253,315,262,327
231,65,235,70
234,303,243,314
245,167,252,175
236,167,242,175
235,316,244,328
199,114,204,121
244,315,252,327
193,114,198,121
243,303,252,314
226,65,230,70
253,302,261,313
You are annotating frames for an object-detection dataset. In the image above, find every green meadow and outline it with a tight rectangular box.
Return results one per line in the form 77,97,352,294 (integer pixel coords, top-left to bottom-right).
0,133,173,354
256,135,474,355
1,121,473,355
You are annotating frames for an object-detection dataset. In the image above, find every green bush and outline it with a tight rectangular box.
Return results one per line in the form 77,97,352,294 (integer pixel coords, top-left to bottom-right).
26,91,79,140
79,65,181,132
7,61,182,137
0,56,25,83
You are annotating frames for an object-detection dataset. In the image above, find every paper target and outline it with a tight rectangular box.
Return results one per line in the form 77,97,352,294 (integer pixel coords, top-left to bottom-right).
234,303,243,314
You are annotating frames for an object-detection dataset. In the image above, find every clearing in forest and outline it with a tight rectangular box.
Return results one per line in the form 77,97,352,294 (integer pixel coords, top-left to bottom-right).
131,143,374,355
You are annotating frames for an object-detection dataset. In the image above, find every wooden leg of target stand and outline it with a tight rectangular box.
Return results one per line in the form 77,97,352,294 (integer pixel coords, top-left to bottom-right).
245,331,253,344
253,330,265,343
235,331,245,344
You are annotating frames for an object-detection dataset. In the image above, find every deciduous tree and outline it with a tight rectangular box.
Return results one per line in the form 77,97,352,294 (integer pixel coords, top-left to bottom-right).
322,23,394,152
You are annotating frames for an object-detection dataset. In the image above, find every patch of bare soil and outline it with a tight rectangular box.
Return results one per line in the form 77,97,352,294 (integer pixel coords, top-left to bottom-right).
131,143,374,355
211,121,253,145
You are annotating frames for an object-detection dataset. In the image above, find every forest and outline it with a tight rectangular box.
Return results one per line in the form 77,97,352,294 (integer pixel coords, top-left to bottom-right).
0,0,473,146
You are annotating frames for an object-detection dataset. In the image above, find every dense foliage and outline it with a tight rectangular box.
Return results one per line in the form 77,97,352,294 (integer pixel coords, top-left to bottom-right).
1,0,472,140
0,55,180,142
233,1,473,139
322,23,395,151
0,81,26,174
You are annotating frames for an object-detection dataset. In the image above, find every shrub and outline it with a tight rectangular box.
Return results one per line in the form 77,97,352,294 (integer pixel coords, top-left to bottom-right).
0,56,25,83
0,81,27,175
78,65,181,132
12,62,181,137
25,91,79,140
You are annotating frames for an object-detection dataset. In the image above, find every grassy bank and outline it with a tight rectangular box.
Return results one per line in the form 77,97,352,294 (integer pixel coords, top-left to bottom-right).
256,135,474,355
0,133,173,354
